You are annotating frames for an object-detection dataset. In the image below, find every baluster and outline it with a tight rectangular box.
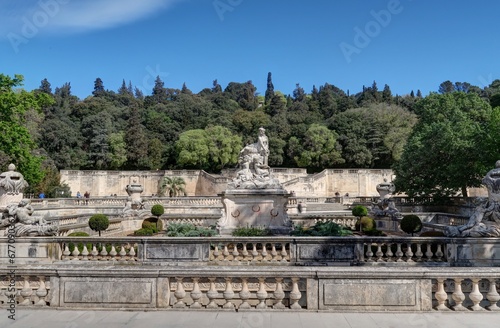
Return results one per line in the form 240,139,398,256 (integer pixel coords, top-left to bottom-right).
405,243,414,262
375,243,384,262
190,278,202,309
261,244,268,262
100,243,108,260
19,276,32,305
232,245,239,263
241,244,249,260
469,278,485,311
212,245,220,261
206,277,219,309
4,278,17,306
365,244,374,262
271,244,278,262
128,245,136,261
62,243,71,259
385,243,394,262
173,278,186,308
280,244,288,263
273,278,285,309
256,278,268,309
434,278,450,310
90,244,99,260
119,244,127,261
395,243,404,262
223,278,235,309
109,244,117,260
71,243,80,260
223,245,230,262
290,277,302,309
239,278,251,309
251,243,259,262
451,279,467,311
425,243,434,261
435,244,444,262
35,276,47,306
414,243,423,262
81,244,89,261
486,278,500,311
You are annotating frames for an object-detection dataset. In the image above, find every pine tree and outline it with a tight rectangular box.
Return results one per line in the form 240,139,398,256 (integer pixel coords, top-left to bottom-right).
410,90,415,98
124,105,148,169
118,79,128,95
293,83,305,102
92,78,105,97
264,72,274,105
382,84,392,103
212,79,222,93
38,78,52,94
152,76,167,102
134,87,144,99
181,82,192,95
416,89,423,98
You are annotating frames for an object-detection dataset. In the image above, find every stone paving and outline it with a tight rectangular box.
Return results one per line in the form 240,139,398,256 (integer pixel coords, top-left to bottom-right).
1,309,500,328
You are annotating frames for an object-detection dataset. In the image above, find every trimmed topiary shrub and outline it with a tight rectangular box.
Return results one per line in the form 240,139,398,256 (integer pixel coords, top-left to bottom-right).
151,204,165,217
88,214,110,236
166,223,217,237
355,216,376,232
67,231,91,253
352,205,368,218
400,214,423,236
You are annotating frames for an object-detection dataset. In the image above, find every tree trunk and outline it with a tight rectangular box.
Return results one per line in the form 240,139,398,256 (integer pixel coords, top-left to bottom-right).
461,185,468,198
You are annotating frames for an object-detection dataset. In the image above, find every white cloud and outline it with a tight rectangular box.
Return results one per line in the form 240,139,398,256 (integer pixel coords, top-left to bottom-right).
1,0,181,37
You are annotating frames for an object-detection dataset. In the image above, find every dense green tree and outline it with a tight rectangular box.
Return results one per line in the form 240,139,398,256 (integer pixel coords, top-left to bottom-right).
265,72,274,105
382,84,392,103
92,78,105,97
108,132,127,169
124,105,148,169
38,78,52,95
0,74,53,186
205,126,241,171
291,124,344,170
393,92,492,198
176,129,210,169
224,81,257,110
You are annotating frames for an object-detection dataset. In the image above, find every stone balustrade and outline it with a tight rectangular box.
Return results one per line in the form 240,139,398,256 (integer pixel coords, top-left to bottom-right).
4,236,499,267
0,275,51,307
433,277,500,311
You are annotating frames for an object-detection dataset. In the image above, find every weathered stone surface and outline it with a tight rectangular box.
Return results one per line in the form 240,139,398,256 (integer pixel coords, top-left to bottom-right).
145,244,209,261
61,278,155,307
319,278,432,311
297,244,355,262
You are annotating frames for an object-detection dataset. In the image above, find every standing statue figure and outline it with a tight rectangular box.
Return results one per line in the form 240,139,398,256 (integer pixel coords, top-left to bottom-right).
257,127,269,166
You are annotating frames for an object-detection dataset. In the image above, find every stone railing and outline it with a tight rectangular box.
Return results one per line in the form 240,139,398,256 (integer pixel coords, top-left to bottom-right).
5,236,500,266
3,266,500,311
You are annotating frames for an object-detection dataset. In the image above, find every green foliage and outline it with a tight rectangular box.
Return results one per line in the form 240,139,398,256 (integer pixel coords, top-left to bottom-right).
68,231,90,237
231,226,271,237
151,204,165,217
291,220,353,236
351,205,368,218
393,92,493,198
142,217,163,232
400,215,423,235
354,216,376,232
88,214,110,236
134,228,154,236
159,176,186,197
165,223,217,237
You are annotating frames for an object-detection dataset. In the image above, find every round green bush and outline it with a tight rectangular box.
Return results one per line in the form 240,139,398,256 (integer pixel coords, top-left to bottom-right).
88,214,110,236
134,228,154,236
400,215,423,235
68,231,89,237
352,205,368,218
151,204,165,217
355,216,376,232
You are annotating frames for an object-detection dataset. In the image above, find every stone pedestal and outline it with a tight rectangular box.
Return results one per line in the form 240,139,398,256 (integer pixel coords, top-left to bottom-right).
218,189,291,235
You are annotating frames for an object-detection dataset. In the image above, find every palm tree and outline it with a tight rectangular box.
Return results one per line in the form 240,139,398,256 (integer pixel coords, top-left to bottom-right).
159,177,186,197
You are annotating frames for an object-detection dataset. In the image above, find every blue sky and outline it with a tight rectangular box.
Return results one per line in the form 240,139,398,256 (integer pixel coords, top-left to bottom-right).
1,0,499,99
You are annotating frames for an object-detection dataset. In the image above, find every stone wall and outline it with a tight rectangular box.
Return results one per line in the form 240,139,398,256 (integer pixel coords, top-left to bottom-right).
61,168,394,198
